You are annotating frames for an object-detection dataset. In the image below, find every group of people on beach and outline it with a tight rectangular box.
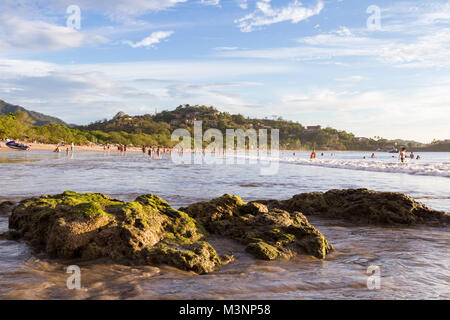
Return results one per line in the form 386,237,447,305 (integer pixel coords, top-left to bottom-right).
54,142,75,155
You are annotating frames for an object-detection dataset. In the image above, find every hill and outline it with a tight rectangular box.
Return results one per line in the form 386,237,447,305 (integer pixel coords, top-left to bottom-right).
412,140,450,152
79,104,423,151
0,103,441,150
0,99,67,126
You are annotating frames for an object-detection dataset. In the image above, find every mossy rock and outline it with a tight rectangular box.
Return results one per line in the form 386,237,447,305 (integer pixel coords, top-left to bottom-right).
180,194,332,260
260,189,450,226
8,191,220,274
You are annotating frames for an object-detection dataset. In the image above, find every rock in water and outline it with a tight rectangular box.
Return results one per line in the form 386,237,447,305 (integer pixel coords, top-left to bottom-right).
8,191,221,274
262,189,450,226
0,201,16,216
180,195,332,260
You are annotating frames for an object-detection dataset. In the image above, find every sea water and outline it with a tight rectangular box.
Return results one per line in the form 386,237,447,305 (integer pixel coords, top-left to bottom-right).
0,150,448,299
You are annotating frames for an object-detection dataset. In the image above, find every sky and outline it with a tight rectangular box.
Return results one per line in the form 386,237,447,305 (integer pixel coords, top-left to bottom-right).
1,0,450,143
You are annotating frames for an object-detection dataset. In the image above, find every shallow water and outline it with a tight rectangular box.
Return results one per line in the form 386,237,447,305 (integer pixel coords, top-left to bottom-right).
0,150,449,299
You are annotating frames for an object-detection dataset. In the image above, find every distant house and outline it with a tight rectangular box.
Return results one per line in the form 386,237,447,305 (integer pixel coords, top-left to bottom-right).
306,125,322,131
212,110,221,115
356,137,368,142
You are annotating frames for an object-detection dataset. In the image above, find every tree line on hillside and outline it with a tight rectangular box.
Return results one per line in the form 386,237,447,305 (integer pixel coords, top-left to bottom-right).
79,105,414,150
0,105,437,151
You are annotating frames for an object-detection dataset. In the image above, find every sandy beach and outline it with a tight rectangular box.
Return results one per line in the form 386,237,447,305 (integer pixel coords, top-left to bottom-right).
0,142,143,153
0,142,359,154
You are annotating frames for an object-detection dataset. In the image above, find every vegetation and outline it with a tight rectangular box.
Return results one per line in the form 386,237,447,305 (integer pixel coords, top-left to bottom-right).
1,104,445,151
0,99,67,126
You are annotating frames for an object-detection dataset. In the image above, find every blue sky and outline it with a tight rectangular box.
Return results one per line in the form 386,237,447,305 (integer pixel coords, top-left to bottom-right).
1,0,450,142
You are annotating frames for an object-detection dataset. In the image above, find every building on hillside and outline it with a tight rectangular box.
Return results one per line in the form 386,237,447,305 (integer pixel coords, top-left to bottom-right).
185,118,197,124
306,125,322,131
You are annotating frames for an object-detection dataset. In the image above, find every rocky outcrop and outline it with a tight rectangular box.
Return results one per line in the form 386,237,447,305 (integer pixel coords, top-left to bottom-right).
0,201,15,216
258,189,450,226
8,191,221,274
180,195,332,260
9,188,443,273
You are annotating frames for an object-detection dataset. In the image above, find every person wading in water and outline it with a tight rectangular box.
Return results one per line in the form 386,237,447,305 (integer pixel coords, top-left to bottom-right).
399,147,408,163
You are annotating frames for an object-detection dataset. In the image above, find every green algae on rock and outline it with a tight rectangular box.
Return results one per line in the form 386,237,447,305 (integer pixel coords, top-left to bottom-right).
260,189,450,226
180,194,332,260
8,191,220,274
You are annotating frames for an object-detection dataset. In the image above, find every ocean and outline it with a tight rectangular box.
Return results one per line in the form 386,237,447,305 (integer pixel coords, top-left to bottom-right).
0,150,449,299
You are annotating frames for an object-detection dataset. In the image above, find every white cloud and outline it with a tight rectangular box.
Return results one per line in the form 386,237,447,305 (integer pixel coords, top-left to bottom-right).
335,76,368,83
220,23,450,68
237,0,249,9
201,0,220,6
277,86,450,142
124,31,174,48
0,58,287,123
213,46,240,51
42,0,188,20
235,0,324,32
0,15,107,52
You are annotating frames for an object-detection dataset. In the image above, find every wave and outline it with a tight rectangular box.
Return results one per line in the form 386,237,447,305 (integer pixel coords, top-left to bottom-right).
236,154,450,178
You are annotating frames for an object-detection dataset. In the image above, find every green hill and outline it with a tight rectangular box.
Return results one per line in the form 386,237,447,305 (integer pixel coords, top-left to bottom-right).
1,102,435,150
0,100,67,126
79,104,423,151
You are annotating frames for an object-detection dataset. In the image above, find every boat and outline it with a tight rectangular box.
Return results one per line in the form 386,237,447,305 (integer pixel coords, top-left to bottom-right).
6,141,30,151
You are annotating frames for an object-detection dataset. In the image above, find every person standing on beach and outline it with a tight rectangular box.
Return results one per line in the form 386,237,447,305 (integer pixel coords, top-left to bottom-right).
310,150,316,159
71,142,74,153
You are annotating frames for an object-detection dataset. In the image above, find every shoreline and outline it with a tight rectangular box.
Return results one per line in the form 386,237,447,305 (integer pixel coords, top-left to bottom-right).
0,142,447,154
0,142,143,153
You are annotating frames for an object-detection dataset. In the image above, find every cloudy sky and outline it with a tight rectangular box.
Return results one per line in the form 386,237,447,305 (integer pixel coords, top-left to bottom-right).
1,0,450,142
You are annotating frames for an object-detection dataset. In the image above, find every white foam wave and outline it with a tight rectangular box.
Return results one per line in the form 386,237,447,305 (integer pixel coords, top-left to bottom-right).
237,154,450,178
